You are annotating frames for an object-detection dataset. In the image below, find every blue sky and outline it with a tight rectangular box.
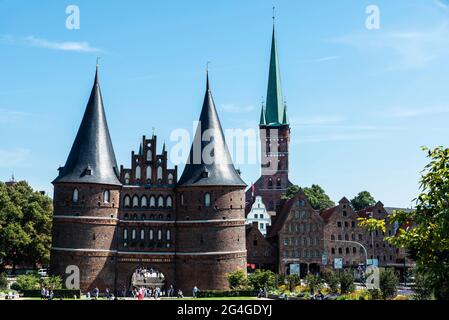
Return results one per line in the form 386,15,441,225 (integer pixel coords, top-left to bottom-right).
1,0,449,207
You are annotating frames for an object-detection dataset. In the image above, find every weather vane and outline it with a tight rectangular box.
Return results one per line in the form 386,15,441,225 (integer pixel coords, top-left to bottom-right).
206,61,211,74
96,56,101,67
272,6,276,22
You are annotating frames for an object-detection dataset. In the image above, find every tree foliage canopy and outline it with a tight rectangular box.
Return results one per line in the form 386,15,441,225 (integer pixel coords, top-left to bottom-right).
350,191,376,211
282,184,334,210
359,147,449,300
0,181,53,272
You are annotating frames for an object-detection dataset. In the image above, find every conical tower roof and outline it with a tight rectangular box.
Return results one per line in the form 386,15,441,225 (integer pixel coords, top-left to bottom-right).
264,25,287,126
177,74,246,187
53,66,121,186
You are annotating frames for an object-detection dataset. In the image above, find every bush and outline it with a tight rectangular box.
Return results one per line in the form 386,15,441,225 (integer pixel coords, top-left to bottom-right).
368,289,382,300
227,269,249,290
41,276,63,290
11,274,40,291
0,273,8,290
21,289,81,299
304,274,324,294
379,269,399,299
249,270,277,291
286,274,301,292
338,270,356,294
322,268,339,293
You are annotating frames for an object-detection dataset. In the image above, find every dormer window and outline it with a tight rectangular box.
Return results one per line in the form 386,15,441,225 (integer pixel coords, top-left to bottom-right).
84,165,92,176
202,169,209,178
72,188,79,203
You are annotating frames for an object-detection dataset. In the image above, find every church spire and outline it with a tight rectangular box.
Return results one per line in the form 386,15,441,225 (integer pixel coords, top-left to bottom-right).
264,21,287,126
53,65,121,186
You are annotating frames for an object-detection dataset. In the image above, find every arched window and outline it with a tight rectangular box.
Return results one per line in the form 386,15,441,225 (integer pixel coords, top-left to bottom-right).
150,196,156,208
141,196,147,207
268,178,273,189
123,229,128,240
276,178,281,189
135,166,141,180
103,190,110,203
158,195,164,208
166,196,173,208
149,229,154,240
157,166,163,182
180,194,184,206
157,229,162,241
132,195,139,208
140,229,145,240
124,173,130,185
204,193,211,207
166,229,171,241
146,150,152,161
131,229,136,240
72,188,79,203
146,166,152,183
168,173,174,184
124,214,129,220
124,195,131,208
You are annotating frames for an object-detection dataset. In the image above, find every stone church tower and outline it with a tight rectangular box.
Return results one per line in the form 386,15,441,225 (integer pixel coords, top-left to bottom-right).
246,23,292,213
175,74,247,292
50,66,122,291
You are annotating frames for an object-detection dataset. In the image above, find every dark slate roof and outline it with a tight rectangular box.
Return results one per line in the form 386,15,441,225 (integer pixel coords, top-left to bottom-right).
53,67,121,186
177,75,246,187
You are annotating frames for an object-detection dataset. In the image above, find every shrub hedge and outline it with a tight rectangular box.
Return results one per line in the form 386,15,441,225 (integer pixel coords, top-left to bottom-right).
196,290,258,298
21,289,81,299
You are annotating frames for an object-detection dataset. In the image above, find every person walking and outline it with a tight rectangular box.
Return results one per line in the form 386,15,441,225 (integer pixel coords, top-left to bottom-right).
193,286,200,298
40,287,46,300
93,287,99,299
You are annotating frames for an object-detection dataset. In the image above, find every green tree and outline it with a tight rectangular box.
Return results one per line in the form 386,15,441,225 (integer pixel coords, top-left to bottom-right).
359,147,449,300
321,268,339,293
0,181,53,273
379,269,399,299
226,269,249,290
0,272,8,289
350,191,376,211
248,270,277,291
282,185,334,210
339,270,356,294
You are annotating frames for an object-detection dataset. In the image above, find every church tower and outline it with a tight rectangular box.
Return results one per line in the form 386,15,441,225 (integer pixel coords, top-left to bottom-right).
50,66,122,292
175,74,247,292
247,22,292,213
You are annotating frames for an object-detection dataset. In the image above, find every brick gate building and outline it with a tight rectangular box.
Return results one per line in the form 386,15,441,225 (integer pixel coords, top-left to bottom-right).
50,67,247,294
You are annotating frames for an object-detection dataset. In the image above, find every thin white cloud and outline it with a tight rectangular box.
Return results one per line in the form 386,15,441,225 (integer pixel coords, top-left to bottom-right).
389,106,449,118
0,108,30,124
0,35,102,53
220,104,255,113
0,148,30,167
331,22,449,69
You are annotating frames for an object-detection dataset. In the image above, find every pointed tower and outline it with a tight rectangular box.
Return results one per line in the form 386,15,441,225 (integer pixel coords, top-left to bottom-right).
248,20,292,213
51,66,121,293
175,74,247,292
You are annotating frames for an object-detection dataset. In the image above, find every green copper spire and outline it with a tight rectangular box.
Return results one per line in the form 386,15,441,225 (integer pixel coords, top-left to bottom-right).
264,25,287,126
